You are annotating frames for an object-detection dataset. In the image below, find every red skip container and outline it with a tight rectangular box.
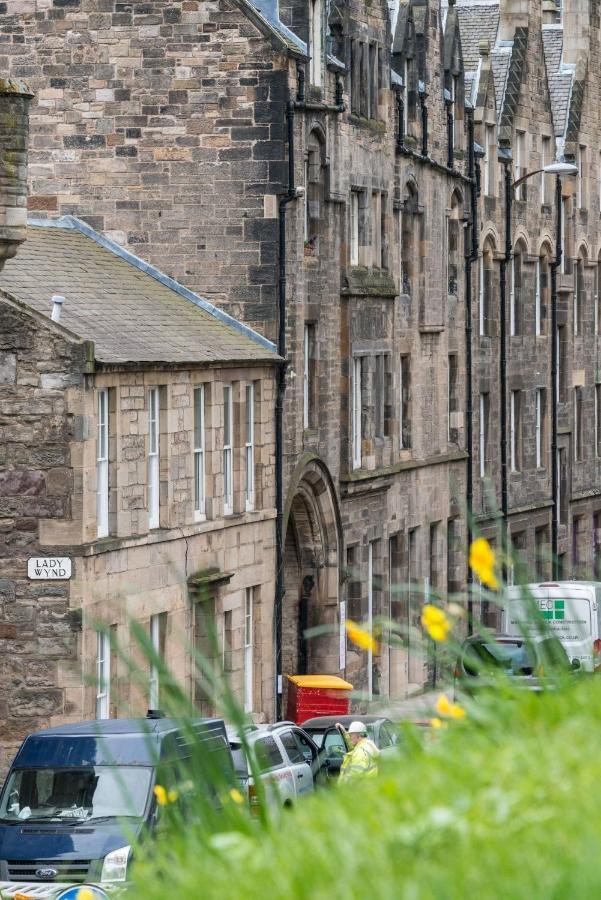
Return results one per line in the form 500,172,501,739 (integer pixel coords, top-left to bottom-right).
286,674,354,724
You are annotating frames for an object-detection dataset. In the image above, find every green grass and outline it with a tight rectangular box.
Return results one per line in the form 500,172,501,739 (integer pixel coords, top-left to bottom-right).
129,676,601,899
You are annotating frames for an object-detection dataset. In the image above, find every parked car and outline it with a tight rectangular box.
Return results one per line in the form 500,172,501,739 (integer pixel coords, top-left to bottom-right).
227,722,324,809
455,633,571,696
300,715,400,778
0,715,235,895
504,581,601,671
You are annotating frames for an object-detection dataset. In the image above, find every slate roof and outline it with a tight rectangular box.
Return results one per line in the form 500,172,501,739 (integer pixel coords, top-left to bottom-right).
454,2,499,76
454,1,504,114
542,26,573,137
0,219,278,367
491,46,511,117
238,0,306,55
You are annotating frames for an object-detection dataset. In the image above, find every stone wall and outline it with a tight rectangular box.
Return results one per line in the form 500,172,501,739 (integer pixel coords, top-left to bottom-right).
1,0,288,336
0,295,86,773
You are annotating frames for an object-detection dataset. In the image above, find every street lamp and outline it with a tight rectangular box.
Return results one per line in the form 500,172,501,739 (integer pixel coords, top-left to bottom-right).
549,163,578,577
500,156,577,576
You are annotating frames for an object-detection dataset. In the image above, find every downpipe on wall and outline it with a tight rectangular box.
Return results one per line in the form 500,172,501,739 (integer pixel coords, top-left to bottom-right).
274,98,300,721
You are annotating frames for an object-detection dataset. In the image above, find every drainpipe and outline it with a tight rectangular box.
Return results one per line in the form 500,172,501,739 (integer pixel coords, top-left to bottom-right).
465,106,477,630
275,98,298,722
395,89,405,152
445,91,454,170
419,82,428,157
551,174,562,577
500,156,512,568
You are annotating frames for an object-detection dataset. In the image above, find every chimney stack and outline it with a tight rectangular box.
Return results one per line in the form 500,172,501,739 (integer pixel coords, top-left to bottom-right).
0,77,33,272
51,295,65,323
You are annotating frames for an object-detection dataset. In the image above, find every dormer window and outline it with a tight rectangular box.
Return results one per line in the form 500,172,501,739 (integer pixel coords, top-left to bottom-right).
309,0,324,88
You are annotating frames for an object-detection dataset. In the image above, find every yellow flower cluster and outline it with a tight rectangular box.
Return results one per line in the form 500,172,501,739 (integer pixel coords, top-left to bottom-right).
345,619,377,653
435,693,466,720
469,538,498,590
229,787,245,805
421,605,451,642
153,784,179,807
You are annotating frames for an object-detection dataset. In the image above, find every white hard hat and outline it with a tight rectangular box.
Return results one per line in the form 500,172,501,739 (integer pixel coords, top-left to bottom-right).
347,720,368,735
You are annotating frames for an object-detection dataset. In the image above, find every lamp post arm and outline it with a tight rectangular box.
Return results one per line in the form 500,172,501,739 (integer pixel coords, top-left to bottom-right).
511,167,546,191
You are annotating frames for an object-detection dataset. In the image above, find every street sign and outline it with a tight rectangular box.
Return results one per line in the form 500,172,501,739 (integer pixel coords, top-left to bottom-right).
27,557,72,580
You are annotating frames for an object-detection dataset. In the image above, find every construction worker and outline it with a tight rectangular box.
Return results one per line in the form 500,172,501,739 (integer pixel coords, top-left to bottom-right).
336,721,379,784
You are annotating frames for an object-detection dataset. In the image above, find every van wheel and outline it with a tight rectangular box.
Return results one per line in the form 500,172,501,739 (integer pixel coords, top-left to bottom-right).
283,799,294,809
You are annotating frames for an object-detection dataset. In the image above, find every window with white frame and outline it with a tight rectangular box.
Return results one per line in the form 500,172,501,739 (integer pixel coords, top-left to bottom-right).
578,145,586,209
535,257,542,336
223,385,234,515
96,389,109,539
561,196,568,274
193,386,206,520
402,57,409,134
479,255,485,335
244,587,254,713
510,390,522,472
371,191,382,268
308,0,323,87
535,388,546,469
574,255,585,336
541,136,551,204
479,392,489,478
350,191,359,266
95,630,110,720
352,357,362,469
367,541,376,699
245,383,255,511
400,354,411,449
148,387,160,529
484,124,496,196
303,323,315,429
149,612,167,711
514,131,526,200
574,386,584,461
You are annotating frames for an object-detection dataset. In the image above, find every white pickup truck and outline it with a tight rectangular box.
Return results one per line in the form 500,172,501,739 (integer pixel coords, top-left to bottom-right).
227,722,324,809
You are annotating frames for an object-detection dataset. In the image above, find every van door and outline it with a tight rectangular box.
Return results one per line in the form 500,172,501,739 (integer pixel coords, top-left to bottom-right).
504,586,549,635
545,585,594,671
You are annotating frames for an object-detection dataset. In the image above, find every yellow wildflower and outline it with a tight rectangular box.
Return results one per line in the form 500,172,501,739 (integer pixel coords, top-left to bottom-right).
430,717,446,729
345,619,377,653
421,604,451,642
229,787,245,805
435,693,466,720
153,784,168,807
77,890,95,900
469,538,499,590
168,788,179,804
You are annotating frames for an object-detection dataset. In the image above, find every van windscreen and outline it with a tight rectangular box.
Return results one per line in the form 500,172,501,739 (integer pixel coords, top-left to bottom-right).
0,766,152,824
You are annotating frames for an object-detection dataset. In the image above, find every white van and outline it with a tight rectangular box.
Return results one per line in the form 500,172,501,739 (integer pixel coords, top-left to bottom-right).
503,581,601,672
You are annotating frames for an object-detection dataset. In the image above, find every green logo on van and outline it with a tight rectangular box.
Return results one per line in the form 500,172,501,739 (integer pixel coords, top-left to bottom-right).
542,600,565,621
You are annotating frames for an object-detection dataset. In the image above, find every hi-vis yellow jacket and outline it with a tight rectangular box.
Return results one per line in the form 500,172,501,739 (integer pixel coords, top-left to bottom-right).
339,737,379,784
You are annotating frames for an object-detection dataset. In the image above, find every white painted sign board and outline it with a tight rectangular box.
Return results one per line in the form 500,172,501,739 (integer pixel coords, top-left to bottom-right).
28,557,72,580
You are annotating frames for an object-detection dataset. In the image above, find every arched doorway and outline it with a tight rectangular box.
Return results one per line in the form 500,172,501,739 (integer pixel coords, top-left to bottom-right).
282,460,341,682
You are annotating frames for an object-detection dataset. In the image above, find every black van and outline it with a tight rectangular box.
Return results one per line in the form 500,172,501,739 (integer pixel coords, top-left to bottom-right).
0,715,234,890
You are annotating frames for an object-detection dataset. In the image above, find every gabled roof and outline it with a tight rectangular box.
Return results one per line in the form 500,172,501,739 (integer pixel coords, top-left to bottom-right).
454,1,500,111
0,218,278,367
542,26,574,138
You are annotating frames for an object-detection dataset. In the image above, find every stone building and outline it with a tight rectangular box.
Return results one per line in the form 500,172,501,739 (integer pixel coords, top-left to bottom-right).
0,216,277,771
0,0,474,708
455,0,601,606
4,0,601,720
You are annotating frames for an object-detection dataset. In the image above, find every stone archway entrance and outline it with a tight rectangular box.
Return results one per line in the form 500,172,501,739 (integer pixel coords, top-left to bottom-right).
282,460,341,683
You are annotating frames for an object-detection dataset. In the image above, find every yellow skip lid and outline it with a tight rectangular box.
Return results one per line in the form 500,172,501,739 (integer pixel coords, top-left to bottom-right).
287,674,353,690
